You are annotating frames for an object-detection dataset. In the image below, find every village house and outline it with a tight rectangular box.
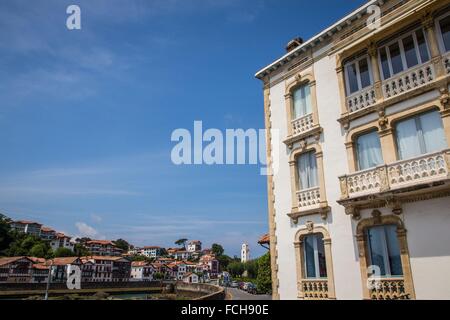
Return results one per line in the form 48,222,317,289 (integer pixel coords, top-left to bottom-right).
84,256,131,282
187,240,202,253
40,227,56,241
85,240,123,256
0,257,33,283
9,220,42,237
182,272,199,284
48,257,82,283
50,233,75,252
130,261,155,281
140,246,164,259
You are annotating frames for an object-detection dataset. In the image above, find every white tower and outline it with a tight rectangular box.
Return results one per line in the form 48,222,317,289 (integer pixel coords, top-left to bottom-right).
241,243,250,263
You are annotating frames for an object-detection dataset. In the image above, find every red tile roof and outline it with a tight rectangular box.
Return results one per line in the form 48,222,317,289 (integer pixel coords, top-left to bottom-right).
258,233,270,245
0,256,30,266
86,240,115,246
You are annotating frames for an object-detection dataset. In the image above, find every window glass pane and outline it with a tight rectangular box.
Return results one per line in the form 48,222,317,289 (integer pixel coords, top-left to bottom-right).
297,152,318,190
380,47,391,79
416,29,429,62
419,111,447,153
345,63,359,94
402,35,418,68
440,15,450,52
356,131,383,170
316,235,327,278
293,84,312,118
304,235,316,278
366,227,387,276
384,225,403,276
359,58,371,89
396,117,422,160
389,42,404,75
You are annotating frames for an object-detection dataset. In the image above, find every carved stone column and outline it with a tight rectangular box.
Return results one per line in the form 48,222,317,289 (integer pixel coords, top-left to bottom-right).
345,141,356,172
323,237,336,299
356,234,371,300
315,151,327,205
439,88,450,145
422,12,445,78
285,92,294,137
379,127,396,164
368,43,383,101
289,160,298,212
336,54,349,116
310,80,320,126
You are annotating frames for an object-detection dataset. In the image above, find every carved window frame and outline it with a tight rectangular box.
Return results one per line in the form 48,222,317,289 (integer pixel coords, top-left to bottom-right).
355,213,415,300
294,224,336,300
288,143,329,221
284,73,321,146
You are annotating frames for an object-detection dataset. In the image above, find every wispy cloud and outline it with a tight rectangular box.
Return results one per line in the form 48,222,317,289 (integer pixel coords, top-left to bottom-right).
75,222,102,238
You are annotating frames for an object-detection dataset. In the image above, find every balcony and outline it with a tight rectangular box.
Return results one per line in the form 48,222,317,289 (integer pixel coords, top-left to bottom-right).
443,51,450,74
346,86,376,114
300,279,329,300
292,113,314,136
297,186,321,209
382,61,435,99
284,113,322,148
368,278,410,300
288,186,329,221
339,149,450,216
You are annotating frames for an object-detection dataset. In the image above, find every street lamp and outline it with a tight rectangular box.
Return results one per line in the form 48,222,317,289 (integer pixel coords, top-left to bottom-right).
44,260,54,300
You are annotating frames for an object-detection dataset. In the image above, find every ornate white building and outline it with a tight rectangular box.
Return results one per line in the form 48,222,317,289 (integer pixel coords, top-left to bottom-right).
241,243,250,263
256,0,450,300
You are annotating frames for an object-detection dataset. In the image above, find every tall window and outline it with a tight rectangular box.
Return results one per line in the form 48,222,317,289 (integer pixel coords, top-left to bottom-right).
293,84,312,119
345,56,372,95
366,225,403,277
379,28,430,80
438,14,450,52
297,151,318,190
356,131,383,170
304,234,327,279
395,110,447,160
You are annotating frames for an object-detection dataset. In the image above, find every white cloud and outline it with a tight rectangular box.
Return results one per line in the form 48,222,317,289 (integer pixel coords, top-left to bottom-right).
91,214,103,223
75,222,100,238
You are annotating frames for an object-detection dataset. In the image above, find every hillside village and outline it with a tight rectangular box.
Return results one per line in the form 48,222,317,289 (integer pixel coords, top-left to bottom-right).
0,218,221,285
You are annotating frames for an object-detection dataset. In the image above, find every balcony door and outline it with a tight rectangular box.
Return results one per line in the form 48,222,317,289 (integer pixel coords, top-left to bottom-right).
356,131,383,170
304,234,327,279
366,225,403,277
378,28,430,80
297,151,318,190
293,84,312,119
344,56,373,95
395,110,447,160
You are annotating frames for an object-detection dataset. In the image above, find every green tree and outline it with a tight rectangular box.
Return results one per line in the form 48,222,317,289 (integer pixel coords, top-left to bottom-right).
227,261,245,277
29,243,47,258
74,243,90,257
54,247,75,257
244,259,259,279
174,238,188,249
211,243,224,256
0,214,13,255
256,252,272,294
113,239,130,252
153,272,164,280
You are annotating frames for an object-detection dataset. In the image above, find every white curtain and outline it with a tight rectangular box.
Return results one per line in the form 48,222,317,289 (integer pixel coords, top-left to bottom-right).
356,131,383,170
396,117,422,160
396,111,447,160
293,84,312,119
420,111,447,154
297,151,318,190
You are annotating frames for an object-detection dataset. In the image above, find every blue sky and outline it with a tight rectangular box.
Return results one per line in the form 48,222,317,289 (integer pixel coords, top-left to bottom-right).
0,0,366,258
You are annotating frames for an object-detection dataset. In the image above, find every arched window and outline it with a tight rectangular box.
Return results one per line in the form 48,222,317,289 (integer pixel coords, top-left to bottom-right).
293,84,312,119
294,225,335,300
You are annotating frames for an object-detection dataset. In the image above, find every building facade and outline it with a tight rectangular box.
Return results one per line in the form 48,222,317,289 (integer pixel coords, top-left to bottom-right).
187,240,202,253
256,0,450,300
85,240,123,256
9,221,42,237
50,233,75,252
